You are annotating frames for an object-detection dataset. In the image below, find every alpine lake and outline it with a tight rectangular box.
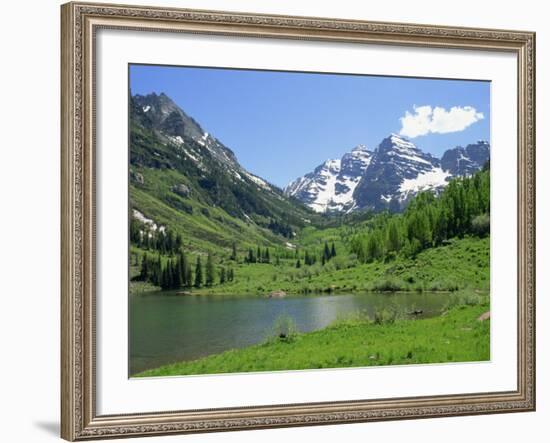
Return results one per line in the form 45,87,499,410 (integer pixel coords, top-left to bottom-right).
129,290,480,375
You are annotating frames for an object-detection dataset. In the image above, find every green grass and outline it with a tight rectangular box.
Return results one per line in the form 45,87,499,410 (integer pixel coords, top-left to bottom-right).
136,303,490,377
130,166,286,256
189,236,489,296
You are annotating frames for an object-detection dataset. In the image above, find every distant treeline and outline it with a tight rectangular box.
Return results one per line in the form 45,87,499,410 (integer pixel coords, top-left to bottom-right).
130,221,182,256
134,251,234,290
350,167,490,263
243,240,336,268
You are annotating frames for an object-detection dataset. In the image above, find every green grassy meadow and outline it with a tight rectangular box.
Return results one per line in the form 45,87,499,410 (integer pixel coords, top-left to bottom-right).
136,303,490,377
131,236,489,296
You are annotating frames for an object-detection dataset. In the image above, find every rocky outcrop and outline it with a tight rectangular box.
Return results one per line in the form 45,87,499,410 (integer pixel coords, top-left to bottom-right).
171,183,191,197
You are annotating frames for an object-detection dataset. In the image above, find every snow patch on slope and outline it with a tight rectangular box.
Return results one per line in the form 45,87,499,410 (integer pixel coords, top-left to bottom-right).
132,209,166,233
308,160,340,212
399,168,451,198
168,135,184,145
245,172,271,190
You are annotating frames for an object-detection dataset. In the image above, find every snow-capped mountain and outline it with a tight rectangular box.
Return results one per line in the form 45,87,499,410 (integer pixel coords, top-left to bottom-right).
286,134,489,213
353,134,449,211
285,145,373,212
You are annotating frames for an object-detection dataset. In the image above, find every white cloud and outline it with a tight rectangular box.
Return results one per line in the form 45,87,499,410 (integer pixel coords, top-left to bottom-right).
399,105,484,138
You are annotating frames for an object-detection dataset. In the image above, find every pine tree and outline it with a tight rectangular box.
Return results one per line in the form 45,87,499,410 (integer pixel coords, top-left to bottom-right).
205,253,215,286
130,218,141,246
177,251,188,287
160,260,176,290
366,232,383,262
386,220,401,253
194,256,203,288
264,247,270,263
257,246,262,263
230,242,237,261
185,264,192,288
160,264,168,290
323,241,331,262
166,231,175,255
158,231,166,254
296,258,301,268
171,259,181,288
151,254,162,286
139,253,149,281
247,248,255,264
330,242,336,258
219,267,226,284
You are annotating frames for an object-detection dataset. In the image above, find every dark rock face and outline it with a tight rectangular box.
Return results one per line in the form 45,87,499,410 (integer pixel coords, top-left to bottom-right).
340,145,372,178
440,141,490,176
353,134,443,211
134,92,204,141
132,92,239,168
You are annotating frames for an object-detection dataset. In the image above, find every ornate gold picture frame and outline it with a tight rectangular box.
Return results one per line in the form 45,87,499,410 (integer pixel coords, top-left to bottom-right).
61,2,535,440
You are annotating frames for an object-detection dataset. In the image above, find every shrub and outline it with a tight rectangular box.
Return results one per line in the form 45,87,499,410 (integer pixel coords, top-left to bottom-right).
372,307,404,325
268,314,298,343
472,213,490,237
428,280,459,292
448,292,488,308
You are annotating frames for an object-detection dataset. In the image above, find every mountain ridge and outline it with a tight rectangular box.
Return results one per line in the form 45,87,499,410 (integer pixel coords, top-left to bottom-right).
285,144,373,213
131,91,489,222
285,133,489,213
129,92,321,251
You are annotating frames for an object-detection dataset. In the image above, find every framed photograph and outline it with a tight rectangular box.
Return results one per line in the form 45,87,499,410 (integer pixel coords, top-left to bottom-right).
61,2,536,440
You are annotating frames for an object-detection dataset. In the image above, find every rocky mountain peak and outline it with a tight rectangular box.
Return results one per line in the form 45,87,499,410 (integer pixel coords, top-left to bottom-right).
284,145,373,213
380,133,418,152
351,144,369,152
441,141,490,176
287,133,490,213
133,92,206,142
131,93,244,177
316,158,341,174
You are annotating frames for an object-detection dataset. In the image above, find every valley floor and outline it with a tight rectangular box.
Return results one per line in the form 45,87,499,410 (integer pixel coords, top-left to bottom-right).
135,303,490,377
131,236,489,296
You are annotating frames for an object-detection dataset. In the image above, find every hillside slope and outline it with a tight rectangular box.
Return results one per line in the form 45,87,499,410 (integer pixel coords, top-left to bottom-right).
130,92,320,254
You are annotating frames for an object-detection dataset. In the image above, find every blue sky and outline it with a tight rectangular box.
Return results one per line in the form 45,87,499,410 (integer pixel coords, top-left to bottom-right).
130,64,490,188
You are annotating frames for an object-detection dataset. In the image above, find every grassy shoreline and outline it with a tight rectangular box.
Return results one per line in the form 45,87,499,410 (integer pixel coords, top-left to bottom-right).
135,303,490,377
